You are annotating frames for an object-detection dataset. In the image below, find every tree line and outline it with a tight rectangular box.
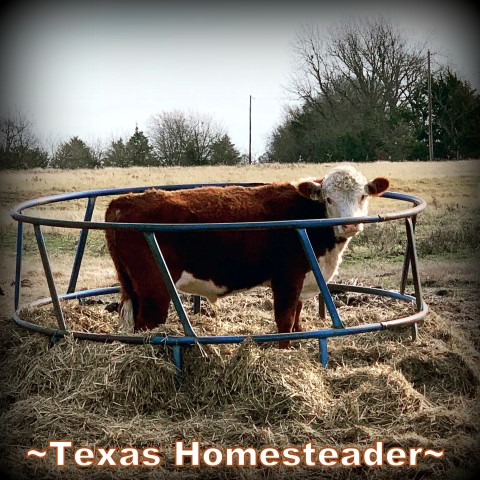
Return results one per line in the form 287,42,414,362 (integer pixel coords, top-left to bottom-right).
0,110,242,169
1,16,479,170
265,18,480,163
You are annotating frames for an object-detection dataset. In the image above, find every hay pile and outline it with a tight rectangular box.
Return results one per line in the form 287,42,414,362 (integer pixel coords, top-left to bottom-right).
1,287,479,479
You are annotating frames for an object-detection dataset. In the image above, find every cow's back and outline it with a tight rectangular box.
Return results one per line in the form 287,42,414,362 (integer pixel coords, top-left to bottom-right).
105,183,334,296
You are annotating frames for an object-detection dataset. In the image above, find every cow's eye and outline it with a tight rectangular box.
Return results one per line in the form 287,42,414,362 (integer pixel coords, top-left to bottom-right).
360,194,368,202
326,197,333,204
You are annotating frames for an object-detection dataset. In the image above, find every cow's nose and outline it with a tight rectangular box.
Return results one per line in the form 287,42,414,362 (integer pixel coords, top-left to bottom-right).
341,224,361,235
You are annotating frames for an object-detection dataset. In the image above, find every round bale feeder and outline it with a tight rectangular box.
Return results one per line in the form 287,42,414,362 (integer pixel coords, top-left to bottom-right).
11,183,428,384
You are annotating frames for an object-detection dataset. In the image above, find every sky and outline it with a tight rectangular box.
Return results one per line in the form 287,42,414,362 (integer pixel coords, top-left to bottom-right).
1,0,479,158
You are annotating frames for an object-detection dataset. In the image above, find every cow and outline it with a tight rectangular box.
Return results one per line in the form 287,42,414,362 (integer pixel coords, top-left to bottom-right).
105,166,389,347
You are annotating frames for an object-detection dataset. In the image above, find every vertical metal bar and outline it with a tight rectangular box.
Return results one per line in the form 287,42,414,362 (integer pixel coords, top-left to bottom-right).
411,322,418,342
67,196,96,294
34,225,67,330
405,217,423,312
400,216,417,295
14,222,23,310
400,239,410,295
171,345,183,388
297,229,344,329
192,295,201,314
143,232,197,337
319,338,329,367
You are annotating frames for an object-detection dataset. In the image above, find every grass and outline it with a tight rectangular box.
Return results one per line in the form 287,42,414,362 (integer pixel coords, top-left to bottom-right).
2,160,479,263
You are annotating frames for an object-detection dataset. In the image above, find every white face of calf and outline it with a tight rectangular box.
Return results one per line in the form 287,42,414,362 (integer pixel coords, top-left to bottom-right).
298,166,389,238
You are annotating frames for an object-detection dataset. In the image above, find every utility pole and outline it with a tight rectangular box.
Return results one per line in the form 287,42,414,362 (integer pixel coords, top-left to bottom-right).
249,95,252,164
428,50,434,161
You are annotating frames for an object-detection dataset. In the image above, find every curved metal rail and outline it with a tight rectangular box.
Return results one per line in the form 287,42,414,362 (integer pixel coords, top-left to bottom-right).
11,184,428,384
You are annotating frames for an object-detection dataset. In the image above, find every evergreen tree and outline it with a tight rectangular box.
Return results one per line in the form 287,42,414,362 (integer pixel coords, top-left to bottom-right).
52,136,96,169
103,138,129,167
126,125,156,166
430,69,480,159
209,134,241,165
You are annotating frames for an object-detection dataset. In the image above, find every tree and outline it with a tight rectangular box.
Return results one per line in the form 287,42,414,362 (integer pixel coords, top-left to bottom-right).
51,136,97,169
126,125,156,166
210,134,241,165
272,16,430,162
0,110,48,169
148,111,233,166
429,69,480,159
103,138,129,167
148,111,190,166
291,17,428,113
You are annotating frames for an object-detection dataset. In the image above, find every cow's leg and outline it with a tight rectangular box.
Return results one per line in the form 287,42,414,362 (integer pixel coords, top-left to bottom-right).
271,276,303,349
131,268,173,331
112,258,138,332
293,300,303,332
135,291,170,331
127,252,174,332
318,294,326,320
118,277,138,333
107,230,178,332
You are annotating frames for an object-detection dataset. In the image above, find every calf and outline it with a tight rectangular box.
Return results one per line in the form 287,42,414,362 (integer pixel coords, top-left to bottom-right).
105,166,388,345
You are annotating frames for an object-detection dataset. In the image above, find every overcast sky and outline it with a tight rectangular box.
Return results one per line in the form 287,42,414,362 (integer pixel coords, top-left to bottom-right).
1,0,478,157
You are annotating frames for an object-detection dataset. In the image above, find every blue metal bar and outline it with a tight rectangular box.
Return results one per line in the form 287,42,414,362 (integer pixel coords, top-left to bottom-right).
33,225,67,330
11,182,265,209
67,196,96,294
296,228,344,329
400,246,410,295
171,345,183,387
328,283,417,301
30,283,418,306
14,308,427,346
405,217,423,311
400,215,417,294
150,323,385,344
12,186,425,211
13,288,428,346
319,338,328,367
411,322,419,341
14,222,23,310
402,216,422,341
11,190,427,233
143,232,197,337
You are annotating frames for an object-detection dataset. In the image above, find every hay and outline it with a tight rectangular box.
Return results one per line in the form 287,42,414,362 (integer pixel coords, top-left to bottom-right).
327,365,427,429
183,341,333,426
2,284,480,479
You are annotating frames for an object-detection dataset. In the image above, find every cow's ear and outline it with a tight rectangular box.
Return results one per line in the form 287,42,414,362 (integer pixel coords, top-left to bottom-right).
366,177,389,196
297,180,323,200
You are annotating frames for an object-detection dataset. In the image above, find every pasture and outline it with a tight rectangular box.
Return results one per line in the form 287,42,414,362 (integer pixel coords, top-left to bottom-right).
0,161,479,479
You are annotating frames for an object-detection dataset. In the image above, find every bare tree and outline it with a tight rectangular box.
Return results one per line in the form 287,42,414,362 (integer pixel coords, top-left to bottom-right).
0,109,48,168
148,111,226,166
148,111,190,166
290,17,429,115
1,109,37,153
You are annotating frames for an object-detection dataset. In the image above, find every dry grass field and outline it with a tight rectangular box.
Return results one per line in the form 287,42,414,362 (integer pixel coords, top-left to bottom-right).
0,161,479,479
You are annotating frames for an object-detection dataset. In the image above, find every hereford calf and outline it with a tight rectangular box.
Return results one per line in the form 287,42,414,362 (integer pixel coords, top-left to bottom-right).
105,166,388,344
